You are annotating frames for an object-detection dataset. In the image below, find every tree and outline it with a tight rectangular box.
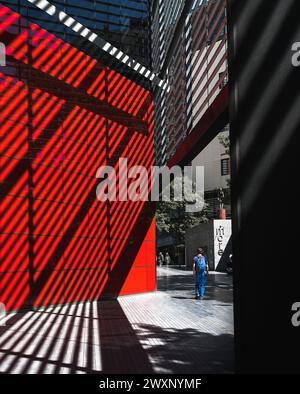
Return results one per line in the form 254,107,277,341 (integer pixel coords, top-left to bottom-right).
155,176,208,245
218,132,230,155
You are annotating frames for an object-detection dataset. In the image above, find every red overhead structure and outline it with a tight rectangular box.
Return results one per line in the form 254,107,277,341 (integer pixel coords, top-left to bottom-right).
0,5,156,312
167,85,229,168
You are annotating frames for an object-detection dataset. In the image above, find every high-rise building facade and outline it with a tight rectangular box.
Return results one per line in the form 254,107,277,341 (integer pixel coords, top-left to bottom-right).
151,0,228,165
0,0,156,311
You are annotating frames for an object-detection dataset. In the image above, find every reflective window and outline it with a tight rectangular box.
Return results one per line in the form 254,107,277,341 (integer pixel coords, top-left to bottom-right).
3,0,151,69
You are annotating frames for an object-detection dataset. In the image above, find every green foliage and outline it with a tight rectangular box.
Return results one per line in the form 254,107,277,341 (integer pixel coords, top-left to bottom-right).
155,177,208,244
218,133,230,155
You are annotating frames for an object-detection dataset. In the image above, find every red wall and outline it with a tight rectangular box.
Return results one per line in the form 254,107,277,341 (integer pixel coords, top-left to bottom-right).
0,5,156,311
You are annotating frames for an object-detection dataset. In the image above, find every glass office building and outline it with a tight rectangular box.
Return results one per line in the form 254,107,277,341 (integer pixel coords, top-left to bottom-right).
151,0,228,165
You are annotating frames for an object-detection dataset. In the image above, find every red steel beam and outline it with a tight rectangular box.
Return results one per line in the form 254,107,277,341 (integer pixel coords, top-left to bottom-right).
167,85,229,168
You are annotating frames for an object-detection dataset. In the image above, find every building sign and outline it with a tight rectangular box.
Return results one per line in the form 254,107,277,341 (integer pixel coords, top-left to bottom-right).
213,220,231,270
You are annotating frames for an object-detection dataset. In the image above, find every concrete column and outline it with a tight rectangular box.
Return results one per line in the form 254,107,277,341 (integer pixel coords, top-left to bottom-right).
228,0,300,373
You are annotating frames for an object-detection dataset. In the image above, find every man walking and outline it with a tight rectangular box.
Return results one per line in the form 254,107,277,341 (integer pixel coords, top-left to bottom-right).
165,251,171,266
193,248,209,300
158,252,164,267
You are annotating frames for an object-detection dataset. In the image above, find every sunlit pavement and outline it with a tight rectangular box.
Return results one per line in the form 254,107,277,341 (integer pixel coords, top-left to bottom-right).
0,267,234,374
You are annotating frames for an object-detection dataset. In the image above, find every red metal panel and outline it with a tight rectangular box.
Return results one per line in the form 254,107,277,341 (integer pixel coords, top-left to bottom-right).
0,271,30,310
0,233,29,273
0,5,155,311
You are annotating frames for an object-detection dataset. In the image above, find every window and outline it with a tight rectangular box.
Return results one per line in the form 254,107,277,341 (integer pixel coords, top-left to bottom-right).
221,158,230,176
219,71,228,89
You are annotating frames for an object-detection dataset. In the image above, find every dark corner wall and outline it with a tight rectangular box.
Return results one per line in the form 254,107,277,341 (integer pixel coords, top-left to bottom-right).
228,0,300,374
0,2,155,312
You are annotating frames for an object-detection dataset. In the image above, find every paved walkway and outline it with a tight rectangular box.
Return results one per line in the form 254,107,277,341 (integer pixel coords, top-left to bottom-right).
0,267,234,374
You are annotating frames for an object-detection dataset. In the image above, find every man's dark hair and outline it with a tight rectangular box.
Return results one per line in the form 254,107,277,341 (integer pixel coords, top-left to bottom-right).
197,248,204,255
